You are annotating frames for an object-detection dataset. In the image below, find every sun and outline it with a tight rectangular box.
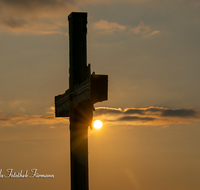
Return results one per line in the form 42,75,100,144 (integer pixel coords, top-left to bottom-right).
93,120,103,129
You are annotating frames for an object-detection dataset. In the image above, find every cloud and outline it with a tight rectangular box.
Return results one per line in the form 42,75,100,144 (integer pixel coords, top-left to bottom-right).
75,0,155,4
9,100,28,107
20,108,26,113
0,1,163,35
161,109,197,117
129,21,160,37
0,0,71,16
46,106,55,115
93,20,126,33
149,30,160,36
94,107,122,115
123,107,198,118
94,106,200,125
0,113,68,127
118,116,155,121
130,21,150,34
124,109,145,115
1,106,200,127
2,18,27,28
0,0,76,34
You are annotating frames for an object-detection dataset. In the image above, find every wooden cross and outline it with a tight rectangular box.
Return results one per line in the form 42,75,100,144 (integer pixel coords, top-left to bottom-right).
54,12,108,190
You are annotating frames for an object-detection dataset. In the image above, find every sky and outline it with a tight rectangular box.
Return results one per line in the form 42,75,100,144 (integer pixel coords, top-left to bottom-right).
1,0,200,189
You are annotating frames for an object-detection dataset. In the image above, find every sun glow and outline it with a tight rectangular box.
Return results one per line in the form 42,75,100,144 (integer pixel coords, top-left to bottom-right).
93,120,103,129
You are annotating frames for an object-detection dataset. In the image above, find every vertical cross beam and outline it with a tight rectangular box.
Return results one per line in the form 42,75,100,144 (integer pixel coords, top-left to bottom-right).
55,12,107,189
68,12,89,190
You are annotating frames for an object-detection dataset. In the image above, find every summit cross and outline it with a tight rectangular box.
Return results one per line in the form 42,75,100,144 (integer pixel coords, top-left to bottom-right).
54,12,108,190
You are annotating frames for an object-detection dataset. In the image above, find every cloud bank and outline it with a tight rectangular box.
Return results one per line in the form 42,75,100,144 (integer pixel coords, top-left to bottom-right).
0,106,200,127
94,106,200,125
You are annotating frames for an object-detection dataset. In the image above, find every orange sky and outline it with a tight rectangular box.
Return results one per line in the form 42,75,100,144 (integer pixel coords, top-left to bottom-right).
1,0,200,190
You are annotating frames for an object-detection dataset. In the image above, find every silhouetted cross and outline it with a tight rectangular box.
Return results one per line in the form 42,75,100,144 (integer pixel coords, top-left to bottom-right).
54,12,108,190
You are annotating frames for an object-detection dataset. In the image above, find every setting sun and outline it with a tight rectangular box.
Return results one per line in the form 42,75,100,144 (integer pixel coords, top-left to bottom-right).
93,120,103,129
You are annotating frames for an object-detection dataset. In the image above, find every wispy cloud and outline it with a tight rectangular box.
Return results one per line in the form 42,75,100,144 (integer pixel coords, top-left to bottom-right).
129,21,160,37
130,21,150,34
0,0,76,34
0,0,163,35
93,20,160,38
75,0,155,4
46,106,55,115
93,20,126,33
0,114,68,127
149,30,160,36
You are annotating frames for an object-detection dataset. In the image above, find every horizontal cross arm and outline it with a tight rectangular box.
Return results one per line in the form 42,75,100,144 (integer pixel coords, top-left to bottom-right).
55,89,70,117
55,74,108,117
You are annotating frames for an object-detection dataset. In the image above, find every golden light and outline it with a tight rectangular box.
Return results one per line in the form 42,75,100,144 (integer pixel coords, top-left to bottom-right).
93,120,103,129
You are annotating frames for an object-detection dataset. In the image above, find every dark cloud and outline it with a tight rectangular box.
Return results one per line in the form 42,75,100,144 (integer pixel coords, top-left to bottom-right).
0,118,9,121
118,116,155,122
3,18,27,28
94,108,122,116
124,109,145,115
0,0,68,10
145,107,162,112
0,0,74,33
93,107,200,125
161,109,197,117
94,107,200,118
